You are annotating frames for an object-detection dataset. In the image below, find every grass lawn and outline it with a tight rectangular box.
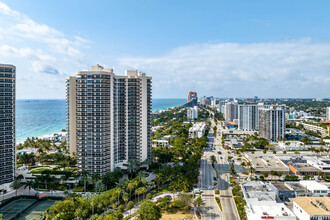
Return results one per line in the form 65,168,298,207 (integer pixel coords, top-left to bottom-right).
161,210,193,220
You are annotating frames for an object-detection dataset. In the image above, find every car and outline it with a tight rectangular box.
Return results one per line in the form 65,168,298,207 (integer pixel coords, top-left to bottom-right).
217,151,222,154
213,177,217,181
165,195,172,198
220,157,223,159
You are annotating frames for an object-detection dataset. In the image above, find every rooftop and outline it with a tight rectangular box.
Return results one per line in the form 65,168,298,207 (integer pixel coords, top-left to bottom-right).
300,180,329,191
246,154,289,172
286,182,310,194
290,163,321,172
294,197,330,216
272,182,292,191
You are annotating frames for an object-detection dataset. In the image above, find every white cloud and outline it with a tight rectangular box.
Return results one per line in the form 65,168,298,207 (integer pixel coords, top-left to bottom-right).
0,2,91,99
117,39,330,98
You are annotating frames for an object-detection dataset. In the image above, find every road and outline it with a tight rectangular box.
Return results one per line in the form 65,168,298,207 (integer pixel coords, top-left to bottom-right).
200,190,221,220
215,120,240,220
199,116,240,220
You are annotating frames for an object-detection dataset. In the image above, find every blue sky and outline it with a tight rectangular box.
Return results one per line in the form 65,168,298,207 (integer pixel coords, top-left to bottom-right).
1,0,330,99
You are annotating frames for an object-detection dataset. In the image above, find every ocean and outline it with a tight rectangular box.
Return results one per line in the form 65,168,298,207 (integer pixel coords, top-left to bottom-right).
16,98,186,143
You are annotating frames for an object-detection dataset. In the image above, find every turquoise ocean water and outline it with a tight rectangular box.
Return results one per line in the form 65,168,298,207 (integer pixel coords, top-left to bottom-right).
16,98,186,143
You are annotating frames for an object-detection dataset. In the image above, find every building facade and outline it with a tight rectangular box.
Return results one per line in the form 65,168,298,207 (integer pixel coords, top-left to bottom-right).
327,107,330,121
187,105,198,120
224,101,238,122
187,91,197,102
66,65,152,175
238,104,285,131
259,107,286,141
0,64,16,190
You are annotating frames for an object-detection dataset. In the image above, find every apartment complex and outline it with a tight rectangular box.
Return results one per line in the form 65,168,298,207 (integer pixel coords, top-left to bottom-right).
238,104,285,131
224,101,238,122
259,107,285,141
66,65,152,175
297,121,326,137
327,107,330,121
0,64,16,190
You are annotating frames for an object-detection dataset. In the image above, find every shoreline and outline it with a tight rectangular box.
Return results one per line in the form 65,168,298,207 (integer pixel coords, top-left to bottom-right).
17,98,187,145
17,130,66,145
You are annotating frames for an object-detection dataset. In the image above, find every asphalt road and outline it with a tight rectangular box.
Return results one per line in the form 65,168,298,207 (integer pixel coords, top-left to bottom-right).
215,121,240,220
200,190,221,220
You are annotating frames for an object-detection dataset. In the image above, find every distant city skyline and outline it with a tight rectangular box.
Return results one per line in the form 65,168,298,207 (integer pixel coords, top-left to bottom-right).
1,1,330,99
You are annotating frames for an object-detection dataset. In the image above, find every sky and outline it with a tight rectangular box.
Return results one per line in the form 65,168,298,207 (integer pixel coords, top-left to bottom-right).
1,0,330,99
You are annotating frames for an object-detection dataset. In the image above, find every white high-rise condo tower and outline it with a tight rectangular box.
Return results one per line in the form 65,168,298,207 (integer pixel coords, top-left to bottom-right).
0,64,16,191
66,65,152,175
326,107,330,121
238,104,285,131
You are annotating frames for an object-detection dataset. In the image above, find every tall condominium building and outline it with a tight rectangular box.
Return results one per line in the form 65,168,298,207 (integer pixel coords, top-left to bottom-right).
187,105,198,120
326,107,330,121
224,101,238,122
0,64,16,190
217,101,226,114
187,91,197,102
66,64,152,175
238,104,286,131
259,107,285,141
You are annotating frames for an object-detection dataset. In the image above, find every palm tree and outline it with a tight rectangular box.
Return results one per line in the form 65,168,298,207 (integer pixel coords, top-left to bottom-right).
95,181,105,194
127,159,139,179
115,187,122,204
122,192,129,206
128,182,135,199
23,180,34,195
136,187,146,203
11,180,20,197
79,170,89,192
92,173,101,185
154,175,162,192
193,195,205,212
16,174,24,182
143,157,154,170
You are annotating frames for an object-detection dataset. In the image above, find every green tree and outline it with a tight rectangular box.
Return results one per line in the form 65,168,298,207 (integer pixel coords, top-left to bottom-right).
11,179,20,197
23,180,34,195
138,200,162,220
192,195,205,212
210,155,217,166
127,201,134,215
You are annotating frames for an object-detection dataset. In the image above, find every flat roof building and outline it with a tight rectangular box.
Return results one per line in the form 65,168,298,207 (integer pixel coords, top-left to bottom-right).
242,181,296,220
289,163,321,176
244,154,290,174
299,180,330,197
293,197,330,220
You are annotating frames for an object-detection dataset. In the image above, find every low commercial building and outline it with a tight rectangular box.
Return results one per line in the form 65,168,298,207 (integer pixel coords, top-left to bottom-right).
289,163,321,176
293,197,330,220
152,140,169,148
306,156,330,174
242,181,296,220
299,181,330,197
270,182,296,201
278,141,310,151
243,154,290,174
285,182,312,197
189,122,206,138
